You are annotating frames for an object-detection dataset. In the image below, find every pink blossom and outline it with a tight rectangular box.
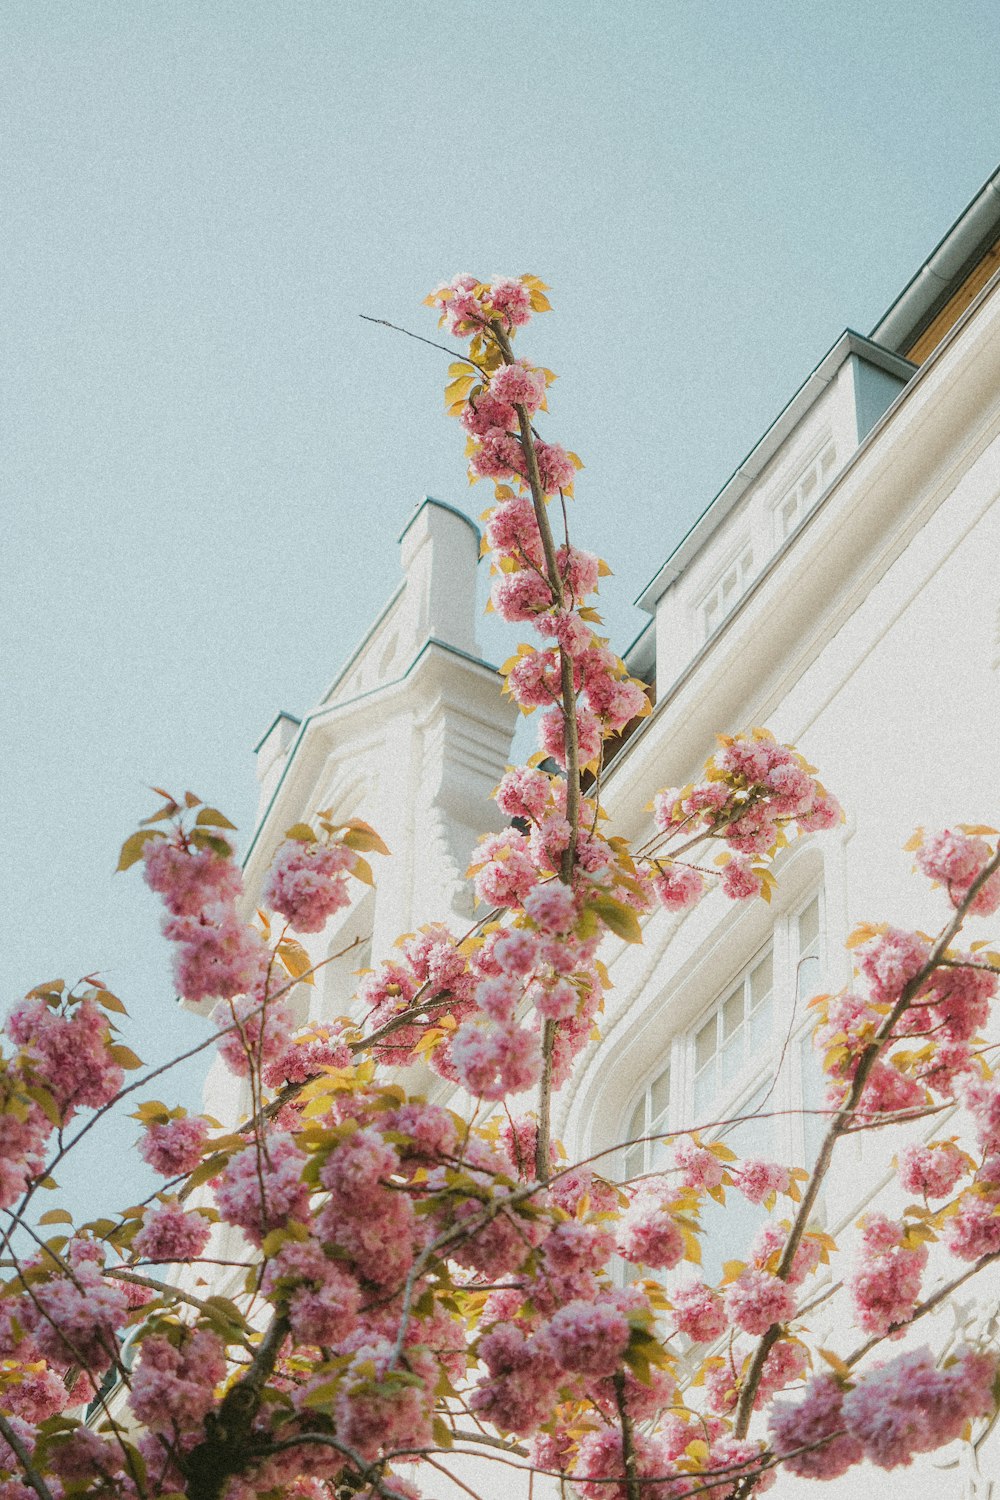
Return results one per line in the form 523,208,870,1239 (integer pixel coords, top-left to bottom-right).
20,1261,128,1375
671,1279,727,1343
798,792,842,831
539,703,602,767
214,992,296,1080
470,1324,562,1435
963,1077,1000,1152
490,361,546,412
531,976,578,1020
462,391,517,438
842,1345,997,1469
673,1136,725,1190
734,1159,790,1204
8,997,124,1118
494,766,550,821
214,1133,310,1246
263,838,356,933
769,1374,863,1479
724,1268,796,1334
334,1338,435,1461
555,544,600,600
721,855,763,901
651,864,705,912
535,607,593,657
475,973,521,1022
750,1220,822,1286
489,276,533,328
473,832,538,909
506,646,563,708
535,440,577,493
138,1114,209,1177
493,929,541,977
523,880,577,934
491,569,552,621
859,927,929,1004
129,1328,227,1436
574,1428,682,1500
262,1241,361,1346
143,835,242,916
451,1020,541,1100
164,902,269,1004
917,829,1000,914
544,1296,630,1376
898,1140,966,1199
848,1214,926,1335
945,1195,1000,1260
319,1127,399,1205
472,429,527,483
134,1201,211,1263
617,1192,685,1270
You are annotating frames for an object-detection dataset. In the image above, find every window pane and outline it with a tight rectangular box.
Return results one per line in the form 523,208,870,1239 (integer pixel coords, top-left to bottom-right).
798,897,820,956
695,1016,717,1073
749,994,772,1054
722,986,744,1039
693,1067,716,1120
650,1067,670,1124
797,954,821,1005
628,1098,645,1142
719,1032,743,1091
750,951,773,1009
623,1145,644,1181
800,1029,827,1168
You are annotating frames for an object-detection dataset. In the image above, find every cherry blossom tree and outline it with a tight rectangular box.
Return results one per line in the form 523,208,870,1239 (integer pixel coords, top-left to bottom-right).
2,276,1000,1500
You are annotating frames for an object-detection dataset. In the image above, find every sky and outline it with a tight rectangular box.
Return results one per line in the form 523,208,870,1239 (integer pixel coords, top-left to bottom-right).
3,0,1000,1216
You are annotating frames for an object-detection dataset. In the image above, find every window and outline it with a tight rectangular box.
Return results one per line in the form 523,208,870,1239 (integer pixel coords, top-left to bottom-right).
773,439,836,544
623,1061,671,1182
700,544,754,640
621,890,828,1276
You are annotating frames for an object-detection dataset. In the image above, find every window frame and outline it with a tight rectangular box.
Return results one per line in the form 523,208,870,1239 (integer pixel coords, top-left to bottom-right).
620,888,827,1183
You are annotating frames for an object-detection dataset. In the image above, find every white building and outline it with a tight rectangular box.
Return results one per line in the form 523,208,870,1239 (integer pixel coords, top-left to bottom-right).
204,166,1000,1497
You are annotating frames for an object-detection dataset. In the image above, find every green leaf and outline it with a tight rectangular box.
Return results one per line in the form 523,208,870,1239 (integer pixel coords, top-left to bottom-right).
187,830,233,857
38,1208,73,1226
284,823,316,843
117,829,165,872
110,1044,144,1070
196,807,237,830
276,940,315,984
94,988,129,1015
590,894,643,944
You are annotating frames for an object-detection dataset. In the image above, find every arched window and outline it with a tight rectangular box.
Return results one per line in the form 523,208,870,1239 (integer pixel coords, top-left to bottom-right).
620,889,828,1278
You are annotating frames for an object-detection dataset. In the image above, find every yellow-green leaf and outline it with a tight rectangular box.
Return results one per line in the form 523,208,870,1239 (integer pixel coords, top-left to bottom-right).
117,829,165,872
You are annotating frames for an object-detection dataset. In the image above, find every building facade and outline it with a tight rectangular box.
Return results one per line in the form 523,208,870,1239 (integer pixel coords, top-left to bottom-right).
202,168,1000,1497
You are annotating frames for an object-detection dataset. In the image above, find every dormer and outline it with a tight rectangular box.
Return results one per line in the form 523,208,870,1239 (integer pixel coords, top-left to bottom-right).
635,332,915,699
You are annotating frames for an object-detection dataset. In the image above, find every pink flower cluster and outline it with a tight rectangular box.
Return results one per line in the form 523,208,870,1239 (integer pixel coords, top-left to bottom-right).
916,827,1000,915
649,731,840,915
134,1200,212,1263
724,1268,796,1335
214,1133,310,1246
262,837,357,933
138,1112,209,1177
129,1327,227,1436
842,1345,997,1469
671,1279,727,1343
616,1190,685,1270
848,1214,927,1336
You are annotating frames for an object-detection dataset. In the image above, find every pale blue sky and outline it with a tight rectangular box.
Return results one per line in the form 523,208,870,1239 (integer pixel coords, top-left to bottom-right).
4,1,1000,1213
